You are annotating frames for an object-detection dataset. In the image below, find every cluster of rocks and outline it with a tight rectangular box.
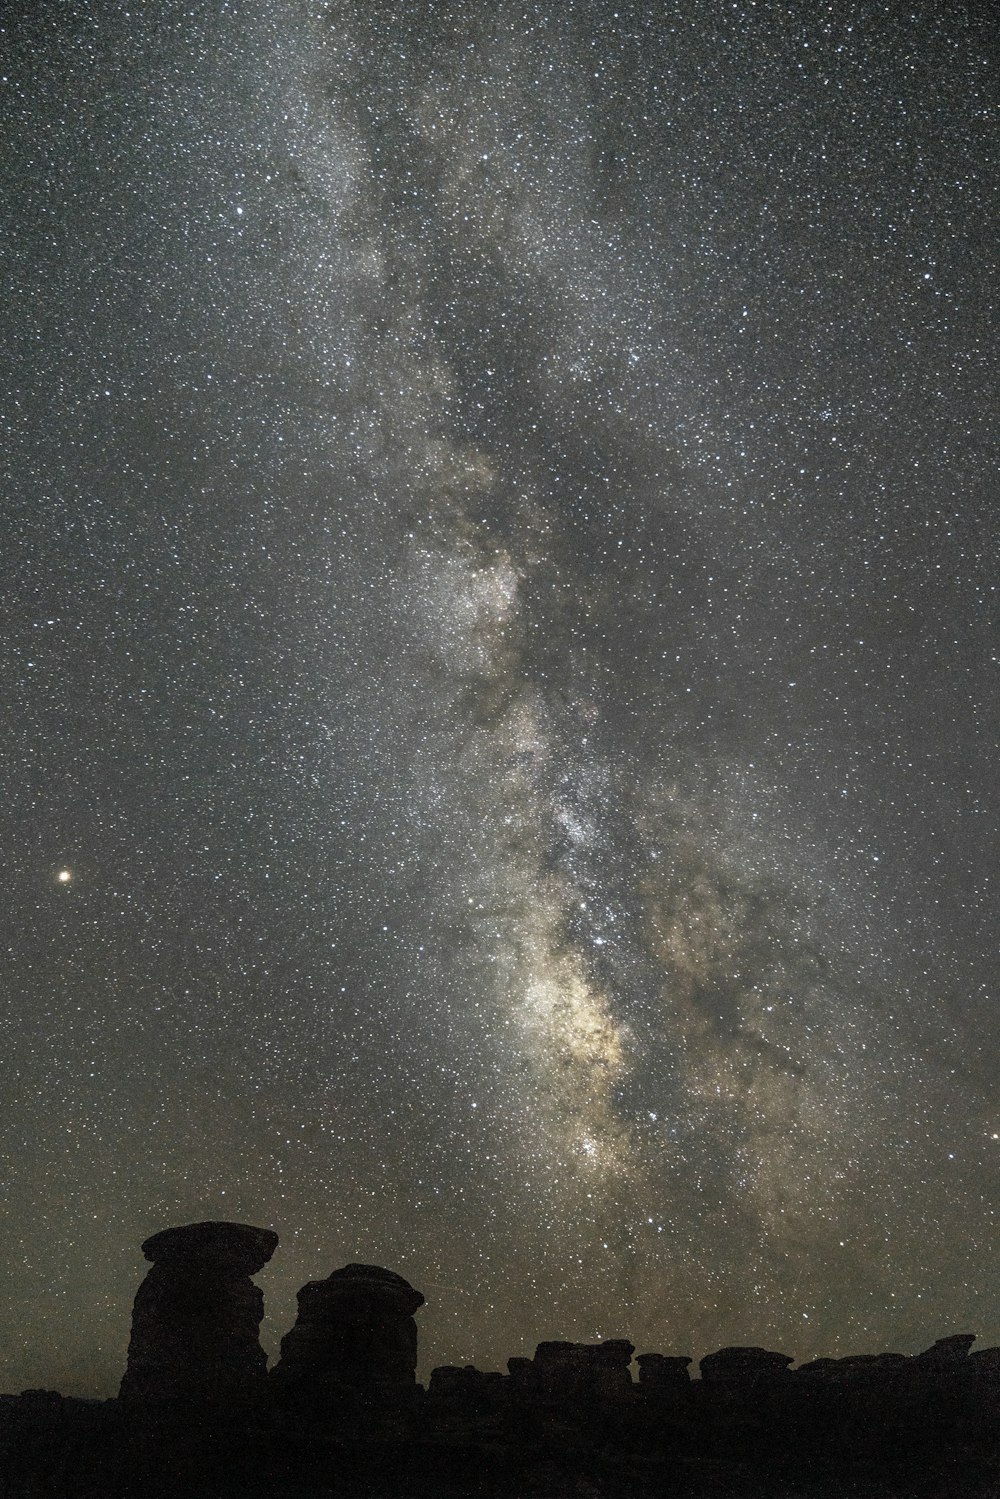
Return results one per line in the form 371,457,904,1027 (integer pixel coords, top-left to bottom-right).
5,1219,1000,1497
428,1333,1000,1412
118,1223,425,1418
109,1221,1000,1421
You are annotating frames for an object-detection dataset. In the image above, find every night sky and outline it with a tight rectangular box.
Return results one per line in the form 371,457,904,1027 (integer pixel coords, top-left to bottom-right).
2,2,998,1399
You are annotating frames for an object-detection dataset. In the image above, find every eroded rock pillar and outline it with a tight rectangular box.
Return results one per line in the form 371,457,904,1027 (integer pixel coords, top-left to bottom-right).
271,1263,424,1416
119,1220,278,1404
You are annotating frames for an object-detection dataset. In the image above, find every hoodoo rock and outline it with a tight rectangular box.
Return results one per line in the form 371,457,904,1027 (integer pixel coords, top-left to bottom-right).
118,1221,278,1404
271,1263,424,1416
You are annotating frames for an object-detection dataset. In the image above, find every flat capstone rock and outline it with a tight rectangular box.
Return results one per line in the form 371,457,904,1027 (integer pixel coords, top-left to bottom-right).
140,1221,279,1275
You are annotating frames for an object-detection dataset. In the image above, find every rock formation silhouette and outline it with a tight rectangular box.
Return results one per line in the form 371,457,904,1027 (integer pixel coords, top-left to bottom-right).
508,1338,635,1404
271,1262,424,1423
4,1217,1000,1498
118,1220,278,1404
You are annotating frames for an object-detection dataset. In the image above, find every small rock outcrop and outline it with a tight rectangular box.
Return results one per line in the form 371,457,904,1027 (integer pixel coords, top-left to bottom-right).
118,1221,278,1404
699,1346,794,1387
795,1350,910,1389
521,1340,635,1403
916,1332,976,1363
270,1263,424,1415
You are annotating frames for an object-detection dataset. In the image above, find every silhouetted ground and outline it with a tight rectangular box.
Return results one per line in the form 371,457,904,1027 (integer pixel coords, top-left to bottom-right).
4,1355,1000,1499
6,1226,998,1496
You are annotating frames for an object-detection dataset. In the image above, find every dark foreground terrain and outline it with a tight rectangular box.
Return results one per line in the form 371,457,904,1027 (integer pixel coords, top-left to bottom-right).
4,1221,997,1497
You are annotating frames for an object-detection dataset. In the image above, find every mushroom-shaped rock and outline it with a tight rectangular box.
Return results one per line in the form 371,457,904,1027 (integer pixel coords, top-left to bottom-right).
140,1221,278,1275
699,1347,794,1387
271,1263,424,1414
119,1221,278,1404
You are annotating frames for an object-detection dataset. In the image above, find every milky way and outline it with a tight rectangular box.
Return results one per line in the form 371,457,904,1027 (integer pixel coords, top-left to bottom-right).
2,1,998,1396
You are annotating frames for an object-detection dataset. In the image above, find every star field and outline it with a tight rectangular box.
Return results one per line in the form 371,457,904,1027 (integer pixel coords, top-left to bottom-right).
1,1,998,1396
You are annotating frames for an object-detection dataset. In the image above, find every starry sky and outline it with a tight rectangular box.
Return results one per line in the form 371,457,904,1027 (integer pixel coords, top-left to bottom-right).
2,1,998,1398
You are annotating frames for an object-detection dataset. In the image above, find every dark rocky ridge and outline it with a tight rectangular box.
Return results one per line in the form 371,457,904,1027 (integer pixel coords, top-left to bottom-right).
3,1219,1000,1497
